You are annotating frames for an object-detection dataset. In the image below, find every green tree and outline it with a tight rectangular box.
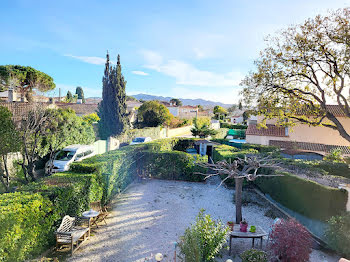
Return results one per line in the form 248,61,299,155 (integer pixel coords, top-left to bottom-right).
197,105,204,112
191,117,217,138
65,91,73,103
75,86,85,103
242,8,350,142
40,108,95,175
82,113,100,125
98,53,129,139
0,106,20,191
213,106,228,120
126,95,138,101
0,65,55,102
137,100,172,127
238,101,243,110
170,98,183,106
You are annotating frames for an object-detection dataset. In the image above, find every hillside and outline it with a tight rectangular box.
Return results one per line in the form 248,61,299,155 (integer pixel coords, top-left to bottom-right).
132,94,232,108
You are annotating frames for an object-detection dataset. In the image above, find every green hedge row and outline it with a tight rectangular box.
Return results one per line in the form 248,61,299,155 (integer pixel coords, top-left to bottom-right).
0,192,54,262
213,144,258,162
255,171,348,221
220,123,247,129
282,159,350,179
0,138,206,261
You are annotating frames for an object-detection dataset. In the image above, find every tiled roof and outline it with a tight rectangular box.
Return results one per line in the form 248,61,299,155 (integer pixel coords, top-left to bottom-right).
269,140,350,155
246,124,288,137
294,105,348,117
0,102,41,121
55,103,98,115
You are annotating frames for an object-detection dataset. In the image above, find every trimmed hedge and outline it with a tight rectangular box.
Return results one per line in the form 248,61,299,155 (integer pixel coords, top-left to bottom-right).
220,123,247,129
255,171,348,221
0,192,54,262
212,128,229,139
213,144,258,162
0,138,206,261
136,150,207,182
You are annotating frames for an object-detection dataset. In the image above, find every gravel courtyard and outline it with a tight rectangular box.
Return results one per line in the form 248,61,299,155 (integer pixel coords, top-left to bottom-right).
68,179,340,262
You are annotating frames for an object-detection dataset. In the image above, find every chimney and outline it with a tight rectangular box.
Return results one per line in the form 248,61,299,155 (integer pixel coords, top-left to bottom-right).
7,88,16,102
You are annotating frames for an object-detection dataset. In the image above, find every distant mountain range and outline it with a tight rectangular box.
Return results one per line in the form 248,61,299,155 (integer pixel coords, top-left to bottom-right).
132,94,233,108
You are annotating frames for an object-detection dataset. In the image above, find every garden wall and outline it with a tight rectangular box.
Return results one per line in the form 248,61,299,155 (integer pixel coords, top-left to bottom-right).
166,125,193,138
0,138,206,262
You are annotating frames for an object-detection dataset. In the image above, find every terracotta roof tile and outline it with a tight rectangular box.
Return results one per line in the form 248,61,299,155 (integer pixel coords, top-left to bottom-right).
55,103,98,115
246,124,288,137
269,140,350,155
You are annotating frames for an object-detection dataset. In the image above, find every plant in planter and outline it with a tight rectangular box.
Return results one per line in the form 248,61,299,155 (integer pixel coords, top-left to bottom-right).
240,219,248,232
227,221,234,231
241,249,268,262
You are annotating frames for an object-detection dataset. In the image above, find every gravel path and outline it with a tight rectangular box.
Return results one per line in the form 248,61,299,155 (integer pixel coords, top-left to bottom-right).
68,179,340,262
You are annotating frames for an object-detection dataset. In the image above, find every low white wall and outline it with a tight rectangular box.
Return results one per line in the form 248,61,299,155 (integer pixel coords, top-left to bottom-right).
166,125,193,138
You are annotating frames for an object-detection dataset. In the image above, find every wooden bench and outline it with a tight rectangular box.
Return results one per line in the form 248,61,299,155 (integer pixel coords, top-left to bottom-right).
55,215,90,255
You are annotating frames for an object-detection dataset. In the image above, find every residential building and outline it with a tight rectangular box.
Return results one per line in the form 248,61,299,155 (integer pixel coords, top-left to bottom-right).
166,105,199,119
245,105,350,156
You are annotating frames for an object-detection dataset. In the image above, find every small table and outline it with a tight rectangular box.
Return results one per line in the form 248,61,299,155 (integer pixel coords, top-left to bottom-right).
82,209,99,234
229,226,268,255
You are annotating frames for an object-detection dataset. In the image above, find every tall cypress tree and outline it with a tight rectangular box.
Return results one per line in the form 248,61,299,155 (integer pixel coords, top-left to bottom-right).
98,52,129,139
75,86,85,103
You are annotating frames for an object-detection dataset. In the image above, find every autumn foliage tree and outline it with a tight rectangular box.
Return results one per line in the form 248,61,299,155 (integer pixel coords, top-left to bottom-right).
269,219,313,262
242,8,350,142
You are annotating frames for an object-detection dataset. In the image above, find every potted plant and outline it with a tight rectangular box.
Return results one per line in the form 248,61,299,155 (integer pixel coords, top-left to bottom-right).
249,225,256,233
227,221,234,231
240,219,248,232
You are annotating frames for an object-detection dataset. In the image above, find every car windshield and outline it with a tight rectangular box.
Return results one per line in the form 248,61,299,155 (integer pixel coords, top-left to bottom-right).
55,150,75,161
133,137,145,142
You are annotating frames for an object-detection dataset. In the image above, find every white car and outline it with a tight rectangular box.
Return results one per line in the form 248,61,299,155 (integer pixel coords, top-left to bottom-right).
45,145,95,173
130,137,152,145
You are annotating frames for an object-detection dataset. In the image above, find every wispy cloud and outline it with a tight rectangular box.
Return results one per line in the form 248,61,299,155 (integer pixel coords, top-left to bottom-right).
64,54,106,65
141,50,244,87
131,71,149,76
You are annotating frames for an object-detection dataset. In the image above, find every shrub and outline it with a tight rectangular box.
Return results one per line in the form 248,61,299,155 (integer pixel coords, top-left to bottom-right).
255,171,347,221
325,212,350,258
0,192,54,262
178,209,228,262
240,249,268,262
213,144,258,162
324,148,345,163
269,219,312,262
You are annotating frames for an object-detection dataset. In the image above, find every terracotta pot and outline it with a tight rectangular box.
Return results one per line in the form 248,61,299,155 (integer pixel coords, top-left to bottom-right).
227,222,234,231
240,222,248,232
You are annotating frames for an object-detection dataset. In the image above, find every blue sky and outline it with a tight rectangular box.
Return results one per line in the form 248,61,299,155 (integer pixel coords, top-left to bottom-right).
0,0,348,104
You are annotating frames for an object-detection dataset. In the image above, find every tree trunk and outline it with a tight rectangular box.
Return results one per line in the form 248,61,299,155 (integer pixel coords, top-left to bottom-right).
235,177,243,224
2,155,10,189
